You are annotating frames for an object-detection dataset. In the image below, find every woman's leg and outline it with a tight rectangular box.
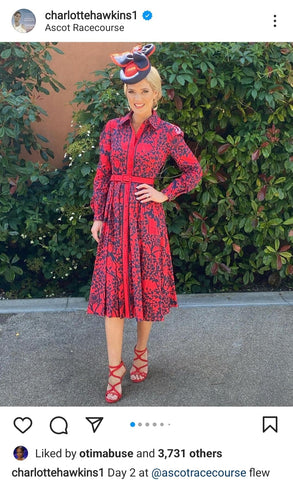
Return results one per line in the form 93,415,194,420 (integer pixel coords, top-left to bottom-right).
105,316,126,401
130,321,152,381
136,320,152,350
105,316,125,364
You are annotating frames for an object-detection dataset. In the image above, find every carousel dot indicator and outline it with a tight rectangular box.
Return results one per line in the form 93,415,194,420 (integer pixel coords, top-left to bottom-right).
130,421,168,427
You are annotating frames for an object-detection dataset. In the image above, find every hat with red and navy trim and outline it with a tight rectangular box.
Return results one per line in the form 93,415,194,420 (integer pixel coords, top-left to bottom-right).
111,44,156,84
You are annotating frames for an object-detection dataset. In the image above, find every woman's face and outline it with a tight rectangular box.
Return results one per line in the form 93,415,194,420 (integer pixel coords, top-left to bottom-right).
126,79,158,118
16,447,24,459
14,13,21,23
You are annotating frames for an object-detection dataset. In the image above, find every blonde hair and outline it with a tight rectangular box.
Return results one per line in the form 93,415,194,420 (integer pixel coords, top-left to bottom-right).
124,66,162,102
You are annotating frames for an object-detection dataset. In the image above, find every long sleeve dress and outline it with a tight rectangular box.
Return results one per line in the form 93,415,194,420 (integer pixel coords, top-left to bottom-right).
87,111,202,322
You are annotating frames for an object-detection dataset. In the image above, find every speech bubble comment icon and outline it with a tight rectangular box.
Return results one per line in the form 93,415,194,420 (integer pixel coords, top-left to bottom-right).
50,417,68,435
14,417,33,434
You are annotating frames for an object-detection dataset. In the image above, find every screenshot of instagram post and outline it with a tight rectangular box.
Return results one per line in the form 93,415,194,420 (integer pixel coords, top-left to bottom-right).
0,1,293,479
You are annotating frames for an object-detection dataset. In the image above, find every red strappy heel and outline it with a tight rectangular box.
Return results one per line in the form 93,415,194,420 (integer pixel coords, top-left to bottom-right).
105,361,126,403
130,347,148,383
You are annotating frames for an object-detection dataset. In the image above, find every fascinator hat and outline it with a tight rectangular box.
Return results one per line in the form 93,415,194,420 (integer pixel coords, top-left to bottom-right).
111,44,156,84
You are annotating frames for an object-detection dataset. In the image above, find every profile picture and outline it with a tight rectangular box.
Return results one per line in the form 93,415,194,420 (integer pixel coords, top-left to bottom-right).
14,446,28,461
12,9,36,33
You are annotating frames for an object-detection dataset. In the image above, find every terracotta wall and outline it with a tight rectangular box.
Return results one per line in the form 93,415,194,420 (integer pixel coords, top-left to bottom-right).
32,42,134,168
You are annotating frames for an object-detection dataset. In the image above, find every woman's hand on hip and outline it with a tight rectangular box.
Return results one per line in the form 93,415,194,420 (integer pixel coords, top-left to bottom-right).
91,220,104,242
135,184,168,204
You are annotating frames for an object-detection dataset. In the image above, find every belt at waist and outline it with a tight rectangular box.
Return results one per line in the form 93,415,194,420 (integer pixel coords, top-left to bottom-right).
110,174,154,185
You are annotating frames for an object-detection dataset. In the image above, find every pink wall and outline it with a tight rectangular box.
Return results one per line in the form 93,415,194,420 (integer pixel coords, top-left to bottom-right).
31,42,134,167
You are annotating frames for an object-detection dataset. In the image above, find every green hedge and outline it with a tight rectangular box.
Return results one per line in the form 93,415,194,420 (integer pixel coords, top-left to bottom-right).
0,42,65,295
1,42,293,298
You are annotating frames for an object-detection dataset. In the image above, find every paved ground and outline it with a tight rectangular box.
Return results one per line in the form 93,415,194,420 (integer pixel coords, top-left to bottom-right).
0,292,292,407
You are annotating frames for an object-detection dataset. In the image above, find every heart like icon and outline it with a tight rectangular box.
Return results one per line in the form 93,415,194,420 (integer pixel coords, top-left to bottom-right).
14,417,33,433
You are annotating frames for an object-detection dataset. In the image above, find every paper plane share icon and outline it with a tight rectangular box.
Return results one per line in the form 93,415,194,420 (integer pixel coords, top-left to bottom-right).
86,417,104,433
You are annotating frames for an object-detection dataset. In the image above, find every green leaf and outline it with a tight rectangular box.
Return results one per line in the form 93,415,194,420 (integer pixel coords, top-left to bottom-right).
169,73,176,83
36,134,49,143
14,47,25,58
265,246,276,253
262,146,271,158
43,50,52,61
188,83,198,95
11,254,20,264
177,75,186,86
39,176,49,185
201,191,210,206
274,177,286,184
49,80,60,93
4,269,15,282
0,253,9,263
241,77,254,85
263,255,272,265
283,217,293,225
51,47,64,55
267,218,283,226
81,164,91,176
243,271,250,285
40,150,49,161
1,48,11,59
37,86,50,95
12,266,23,275
5,128,16,138
46,149,55,159
244,218,253,233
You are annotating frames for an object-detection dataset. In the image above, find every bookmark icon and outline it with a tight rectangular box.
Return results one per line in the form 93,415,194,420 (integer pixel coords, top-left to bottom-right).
262,416,278,433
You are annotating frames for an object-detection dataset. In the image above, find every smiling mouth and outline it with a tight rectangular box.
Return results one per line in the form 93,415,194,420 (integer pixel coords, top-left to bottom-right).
134,103,145,108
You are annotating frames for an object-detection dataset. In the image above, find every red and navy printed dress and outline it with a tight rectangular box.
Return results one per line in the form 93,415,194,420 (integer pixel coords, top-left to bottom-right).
87,111,202,322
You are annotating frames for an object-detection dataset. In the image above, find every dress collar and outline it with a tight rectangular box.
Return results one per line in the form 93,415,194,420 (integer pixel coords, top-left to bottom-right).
119,110,162,129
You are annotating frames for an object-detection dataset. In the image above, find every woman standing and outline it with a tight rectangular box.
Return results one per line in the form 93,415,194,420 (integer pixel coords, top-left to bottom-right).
87,44,202,403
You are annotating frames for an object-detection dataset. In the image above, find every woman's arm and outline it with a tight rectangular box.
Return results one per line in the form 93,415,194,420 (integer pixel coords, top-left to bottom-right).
90,121,113,221
161,128,202,201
